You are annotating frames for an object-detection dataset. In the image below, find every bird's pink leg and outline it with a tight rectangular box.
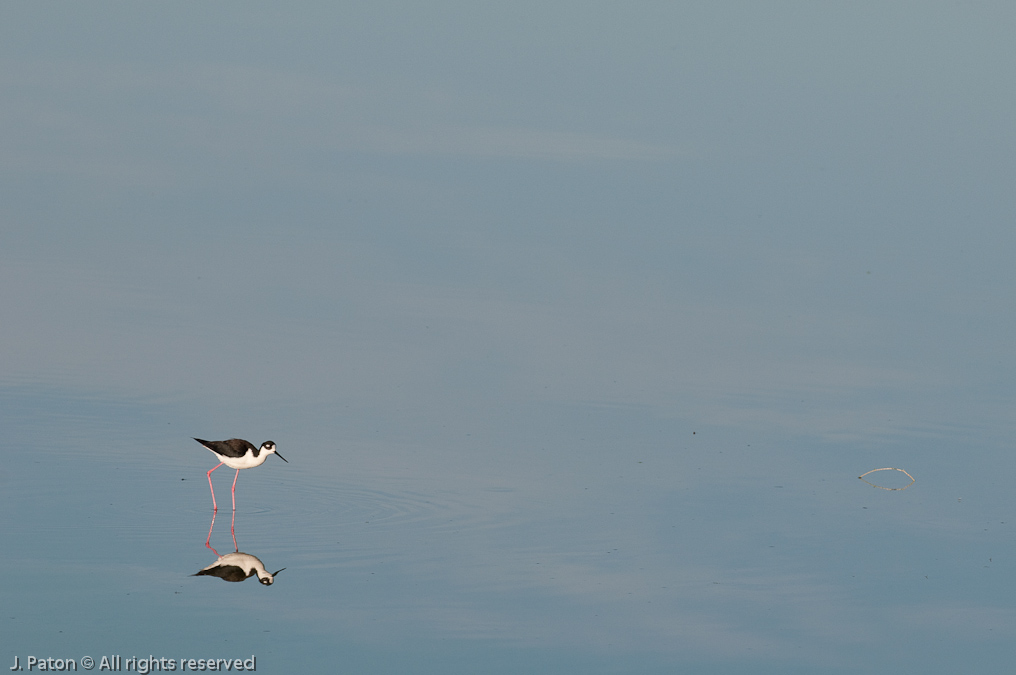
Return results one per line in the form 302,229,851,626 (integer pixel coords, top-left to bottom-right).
207,462,223,511
230,508,238,552
231,468,240,511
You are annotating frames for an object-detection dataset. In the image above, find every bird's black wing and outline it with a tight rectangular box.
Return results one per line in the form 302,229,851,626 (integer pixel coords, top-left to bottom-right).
193,438,257,458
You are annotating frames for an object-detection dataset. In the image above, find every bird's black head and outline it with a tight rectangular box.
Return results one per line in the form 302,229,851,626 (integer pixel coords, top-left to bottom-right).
263,441,288,463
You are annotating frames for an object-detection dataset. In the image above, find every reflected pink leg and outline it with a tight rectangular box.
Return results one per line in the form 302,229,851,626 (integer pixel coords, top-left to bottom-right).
231,468,240,511
230,508,238,552
207,462,223,511
205,510,219,556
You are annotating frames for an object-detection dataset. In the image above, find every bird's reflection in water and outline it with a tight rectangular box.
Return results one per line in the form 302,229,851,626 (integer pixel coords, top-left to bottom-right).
195,509,285,586
194,552,284,585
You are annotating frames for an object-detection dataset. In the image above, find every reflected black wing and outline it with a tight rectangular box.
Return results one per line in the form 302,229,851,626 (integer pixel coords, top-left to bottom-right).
193,565,255,583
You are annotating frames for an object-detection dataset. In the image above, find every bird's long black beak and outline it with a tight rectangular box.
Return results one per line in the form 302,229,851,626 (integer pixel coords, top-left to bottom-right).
275,451,288,463
272,568,286,576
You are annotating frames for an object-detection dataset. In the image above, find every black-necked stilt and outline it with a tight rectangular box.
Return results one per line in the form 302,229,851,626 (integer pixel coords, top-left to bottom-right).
194,552,285,585
193,437,287,511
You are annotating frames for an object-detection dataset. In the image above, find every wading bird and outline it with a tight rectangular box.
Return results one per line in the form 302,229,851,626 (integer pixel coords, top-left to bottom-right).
193,437,287,511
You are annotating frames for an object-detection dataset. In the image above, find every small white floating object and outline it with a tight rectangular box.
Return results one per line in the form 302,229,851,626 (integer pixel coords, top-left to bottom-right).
859,467,915,491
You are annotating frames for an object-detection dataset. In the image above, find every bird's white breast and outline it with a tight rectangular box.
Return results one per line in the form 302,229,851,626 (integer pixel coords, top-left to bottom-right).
218,450,269,470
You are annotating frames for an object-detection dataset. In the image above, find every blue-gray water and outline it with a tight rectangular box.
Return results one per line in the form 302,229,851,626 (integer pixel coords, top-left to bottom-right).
3,3,1016,673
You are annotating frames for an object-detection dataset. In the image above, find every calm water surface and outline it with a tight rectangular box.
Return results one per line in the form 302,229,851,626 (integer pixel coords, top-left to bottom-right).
3,3,1016,673
4,384,1014,673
